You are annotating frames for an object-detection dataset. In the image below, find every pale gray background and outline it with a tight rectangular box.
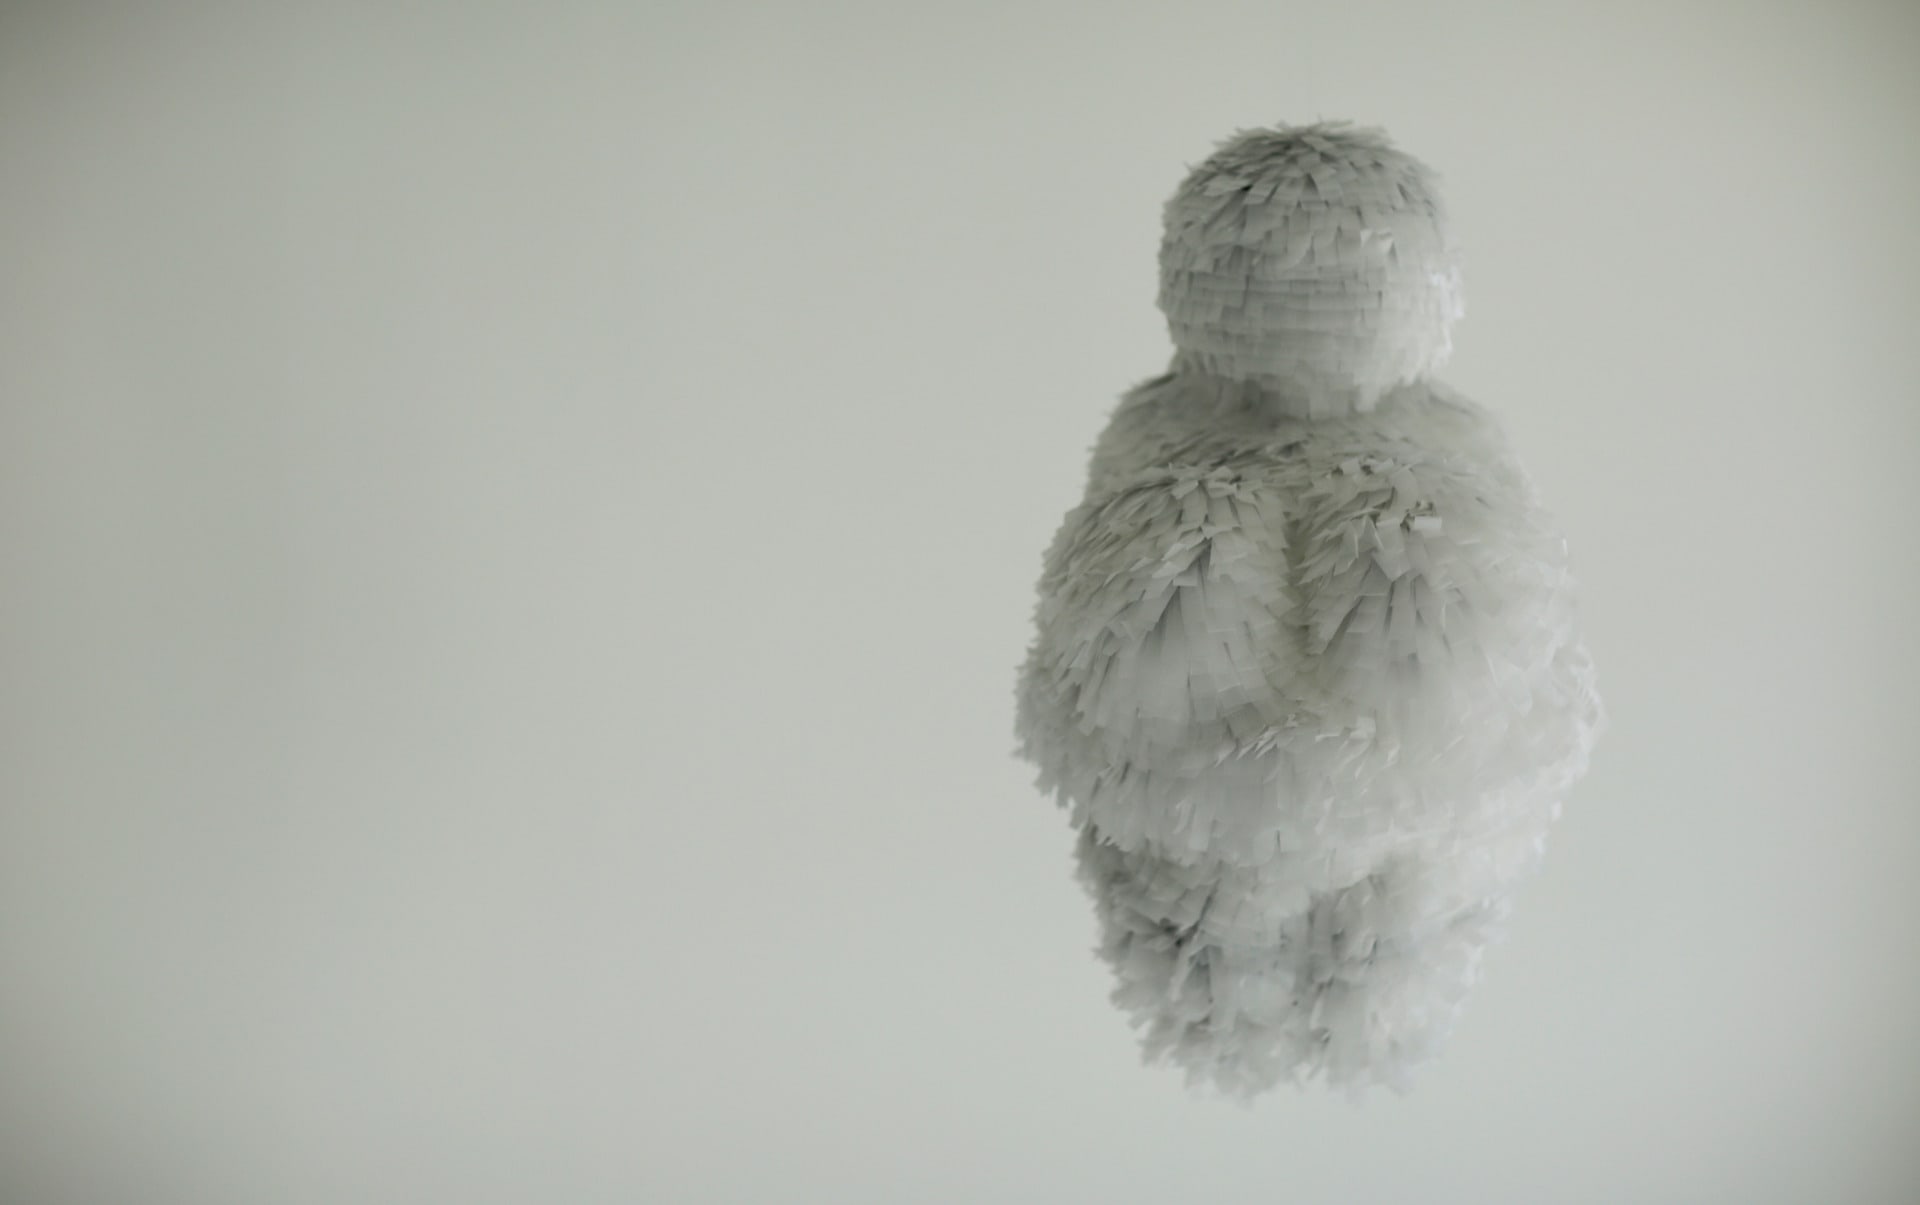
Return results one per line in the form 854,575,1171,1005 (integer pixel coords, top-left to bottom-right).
3,2,1917,1203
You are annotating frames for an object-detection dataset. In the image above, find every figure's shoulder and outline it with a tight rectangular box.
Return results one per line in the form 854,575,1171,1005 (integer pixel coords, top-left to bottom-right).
1355,379,1523,472
1082,375,1534,502
1086,371,1297,490
1396,379,1506,444
1422,378,1487,418
1099,369,1199,441
1267,381,1547,524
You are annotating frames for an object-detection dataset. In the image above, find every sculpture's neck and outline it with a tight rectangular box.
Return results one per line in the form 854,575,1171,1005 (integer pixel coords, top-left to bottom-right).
1167,351,1401,421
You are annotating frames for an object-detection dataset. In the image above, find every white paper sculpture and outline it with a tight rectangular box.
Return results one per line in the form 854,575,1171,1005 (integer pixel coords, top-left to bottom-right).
1015,122,1603,1095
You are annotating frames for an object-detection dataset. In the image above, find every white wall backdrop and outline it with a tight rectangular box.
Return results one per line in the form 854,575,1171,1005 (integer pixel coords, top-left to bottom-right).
4,2,1917,1203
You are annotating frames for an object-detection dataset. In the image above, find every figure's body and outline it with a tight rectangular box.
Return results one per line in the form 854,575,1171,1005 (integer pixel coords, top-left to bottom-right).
1014,123,1601,1094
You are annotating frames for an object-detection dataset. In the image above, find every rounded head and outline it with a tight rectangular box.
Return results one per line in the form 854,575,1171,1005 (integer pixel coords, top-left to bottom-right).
1158,122,1463,412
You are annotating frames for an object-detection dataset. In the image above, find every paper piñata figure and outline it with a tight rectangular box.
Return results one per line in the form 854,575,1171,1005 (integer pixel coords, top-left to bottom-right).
1014,122,1603,1095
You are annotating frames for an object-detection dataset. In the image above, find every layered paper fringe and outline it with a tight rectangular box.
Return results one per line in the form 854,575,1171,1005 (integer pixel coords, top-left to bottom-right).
1159,123,1463,416
1014,124,1602,1096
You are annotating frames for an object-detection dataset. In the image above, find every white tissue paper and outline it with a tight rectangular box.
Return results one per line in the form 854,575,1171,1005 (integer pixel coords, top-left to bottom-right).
1015,122,1603,1097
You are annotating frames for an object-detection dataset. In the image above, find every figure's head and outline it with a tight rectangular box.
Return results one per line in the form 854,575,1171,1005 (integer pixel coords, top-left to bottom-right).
1158,122,1463,413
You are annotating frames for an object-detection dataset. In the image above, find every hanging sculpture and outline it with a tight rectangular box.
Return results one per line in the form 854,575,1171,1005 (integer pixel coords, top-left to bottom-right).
1014,122,1603,1095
